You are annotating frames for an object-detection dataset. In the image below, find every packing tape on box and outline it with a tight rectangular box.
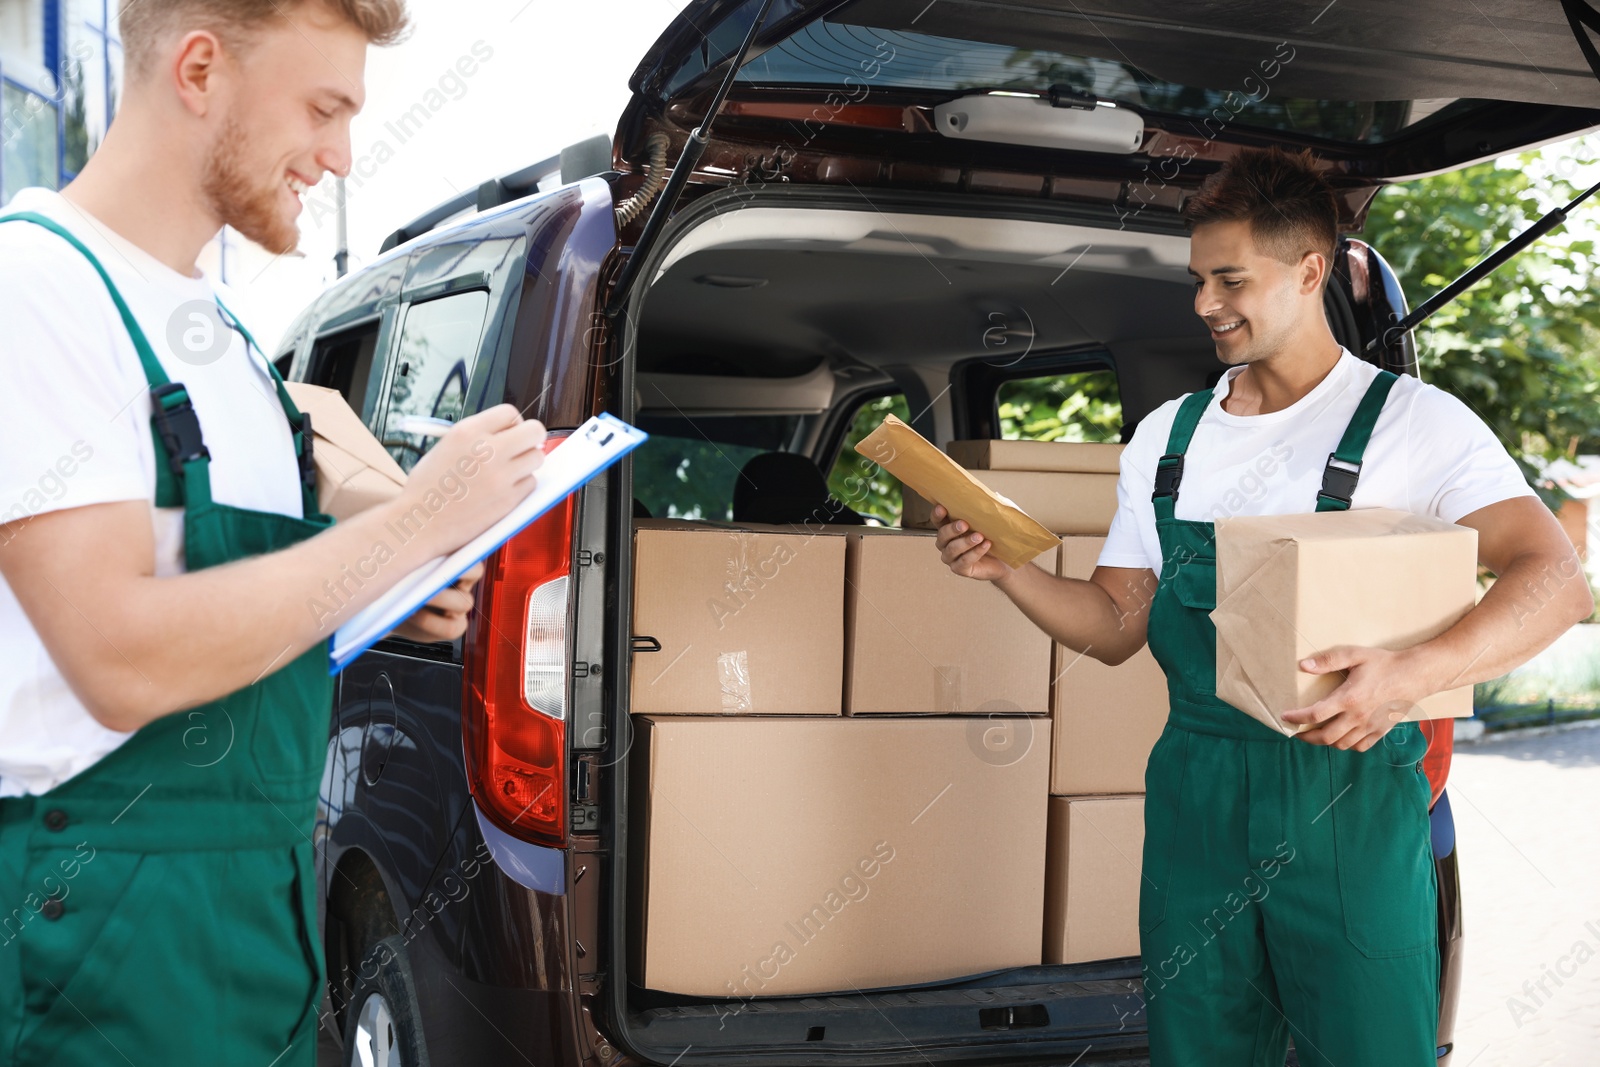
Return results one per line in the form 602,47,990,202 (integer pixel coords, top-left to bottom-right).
718,649,753,713
934,665,963,713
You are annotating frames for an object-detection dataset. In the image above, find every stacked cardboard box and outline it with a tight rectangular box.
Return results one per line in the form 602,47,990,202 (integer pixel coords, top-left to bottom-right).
630,715,1051,996
902,438,1123,536
1044,534,1167,964
630,519,845,715
1044,795,1144,964
628,519,1053,994
843,527,1056,714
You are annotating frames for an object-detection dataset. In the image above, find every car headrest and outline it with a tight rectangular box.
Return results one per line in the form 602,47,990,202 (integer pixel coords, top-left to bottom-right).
732,452,866,527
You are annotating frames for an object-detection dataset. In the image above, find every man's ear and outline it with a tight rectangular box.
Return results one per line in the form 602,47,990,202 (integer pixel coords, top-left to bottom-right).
1298,250,1329,295
172,30,225,118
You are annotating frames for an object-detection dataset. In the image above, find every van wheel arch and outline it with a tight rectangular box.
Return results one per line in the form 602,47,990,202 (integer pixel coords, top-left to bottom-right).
324,848,401,1043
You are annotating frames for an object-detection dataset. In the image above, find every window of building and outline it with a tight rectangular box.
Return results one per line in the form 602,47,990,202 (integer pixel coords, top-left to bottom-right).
61,0,111,175
107,31,121,115
1,82,58,202
996,369,1122,443
0,0,46,77
380,290,490,472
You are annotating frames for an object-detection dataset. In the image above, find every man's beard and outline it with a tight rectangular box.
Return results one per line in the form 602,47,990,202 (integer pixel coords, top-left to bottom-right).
201,117,299,255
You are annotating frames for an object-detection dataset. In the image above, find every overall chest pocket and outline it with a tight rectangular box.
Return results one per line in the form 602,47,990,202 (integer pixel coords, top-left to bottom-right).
1171,557,1217,611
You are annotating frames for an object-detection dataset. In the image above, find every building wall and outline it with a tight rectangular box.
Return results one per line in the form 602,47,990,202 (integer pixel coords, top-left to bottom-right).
1,0,121,204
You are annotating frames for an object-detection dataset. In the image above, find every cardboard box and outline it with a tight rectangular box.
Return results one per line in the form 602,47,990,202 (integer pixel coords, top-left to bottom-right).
947,439,1124,475
855,414,1058,568
630,715,1050,996
282,381,407,520
1043,795,1144,964
1052,537,1169,794
903,470,1118,536
844,528,1055,714
630,521,844,715
1212,508,1479,736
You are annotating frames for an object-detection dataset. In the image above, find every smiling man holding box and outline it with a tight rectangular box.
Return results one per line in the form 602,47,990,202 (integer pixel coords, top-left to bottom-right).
0,2,549,1064
932,148,1590,1066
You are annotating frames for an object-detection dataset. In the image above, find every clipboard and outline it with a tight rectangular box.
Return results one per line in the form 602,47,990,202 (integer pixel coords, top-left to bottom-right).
329,413,649,672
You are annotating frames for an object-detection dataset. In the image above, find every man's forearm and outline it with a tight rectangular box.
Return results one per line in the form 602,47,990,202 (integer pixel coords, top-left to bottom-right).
993,562,1149,665
26,496,453,730
1401,547,1593,696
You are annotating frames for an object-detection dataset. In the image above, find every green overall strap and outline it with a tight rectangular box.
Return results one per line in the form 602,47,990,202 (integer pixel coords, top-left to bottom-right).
1315,370,1399,512
0,211,196,506
215,297,320,517
0,211,170,387
1150,389,1213,521
0,212,318,516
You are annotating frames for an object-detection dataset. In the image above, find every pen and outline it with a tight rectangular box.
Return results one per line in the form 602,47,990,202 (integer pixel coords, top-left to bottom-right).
392,415,455,438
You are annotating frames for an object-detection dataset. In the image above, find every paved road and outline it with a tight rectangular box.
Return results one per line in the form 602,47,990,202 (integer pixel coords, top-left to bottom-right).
1449,721,1600,1066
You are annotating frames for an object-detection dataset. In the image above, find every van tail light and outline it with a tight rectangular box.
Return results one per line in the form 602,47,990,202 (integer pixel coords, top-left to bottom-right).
463,436,574,848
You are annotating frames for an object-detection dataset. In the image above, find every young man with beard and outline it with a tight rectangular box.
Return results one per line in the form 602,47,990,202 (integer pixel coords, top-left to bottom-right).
0,2,549,1063
932,148,1590,1065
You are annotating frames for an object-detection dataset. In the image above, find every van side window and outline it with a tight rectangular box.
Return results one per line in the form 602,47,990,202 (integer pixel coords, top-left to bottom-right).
825,393,909,526
380,290,491,472
307,320,383,419
996,369,1122,443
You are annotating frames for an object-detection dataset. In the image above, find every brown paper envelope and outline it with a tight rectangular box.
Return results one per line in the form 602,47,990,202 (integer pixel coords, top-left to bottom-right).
855,414,1060,569
282,382,408,519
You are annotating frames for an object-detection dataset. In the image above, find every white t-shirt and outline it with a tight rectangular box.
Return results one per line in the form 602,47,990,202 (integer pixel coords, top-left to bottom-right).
1098,348,1535,572
0,188,304,797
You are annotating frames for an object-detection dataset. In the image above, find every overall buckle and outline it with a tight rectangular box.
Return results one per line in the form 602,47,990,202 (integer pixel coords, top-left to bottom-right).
1152,453,1185,501
1319,454,1362,506
296,412,317,498
150,383,209,474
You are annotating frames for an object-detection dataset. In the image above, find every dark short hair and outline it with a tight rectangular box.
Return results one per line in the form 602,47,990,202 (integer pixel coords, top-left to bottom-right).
1182,147,1339,269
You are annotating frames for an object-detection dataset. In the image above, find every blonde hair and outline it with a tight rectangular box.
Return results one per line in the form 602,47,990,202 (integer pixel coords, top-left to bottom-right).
121,0,410,77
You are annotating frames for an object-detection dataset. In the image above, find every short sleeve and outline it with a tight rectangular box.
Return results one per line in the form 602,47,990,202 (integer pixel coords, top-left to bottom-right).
1400,383,1537,523
0,236,151,525
1097,408,1169,571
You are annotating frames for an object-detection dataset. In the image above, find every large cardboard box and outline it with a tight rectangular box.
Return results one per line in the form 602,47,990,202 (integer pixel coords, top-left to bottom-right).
631,521,844,714
1052,537,1169,795
1211,509,1478,736
947,439,1124,475
631,716,1051,996
904,470,1118,536
1043,795,1144,964
844,528,1055,714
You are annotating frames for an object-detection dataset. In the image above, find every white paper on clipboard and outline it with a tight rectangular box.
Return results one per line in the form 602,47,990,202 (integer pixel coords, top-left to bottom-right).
328,413,648,673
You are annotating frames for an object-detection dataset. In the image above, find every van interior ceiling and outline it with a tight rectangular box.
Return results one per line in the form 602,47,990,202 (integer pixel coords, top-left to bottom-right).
629,206,1214,451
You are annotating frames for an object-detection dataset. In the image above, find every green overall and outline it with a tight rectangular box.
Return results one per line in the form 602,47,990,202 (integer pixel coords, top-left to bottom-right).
1138,372,1440,1066
0,213,334,1066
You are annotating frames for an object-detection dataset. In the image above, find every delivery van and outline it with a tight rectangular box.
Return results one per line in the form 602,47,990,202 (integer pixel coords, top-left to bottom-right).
279,3,1600,1065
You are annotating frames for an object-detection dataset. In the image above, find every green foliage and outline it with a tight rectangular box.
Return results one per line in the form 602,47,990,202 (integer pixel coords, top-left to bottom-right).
997,370,1123,444
826,394,910,525
1360,139,1600,497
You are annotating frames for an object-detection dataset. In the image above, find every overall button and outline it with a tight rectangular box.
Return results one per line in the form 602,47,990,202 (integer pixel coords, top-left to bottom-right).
42,809,68,832
40,897,65,921
1416,761,1426,773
